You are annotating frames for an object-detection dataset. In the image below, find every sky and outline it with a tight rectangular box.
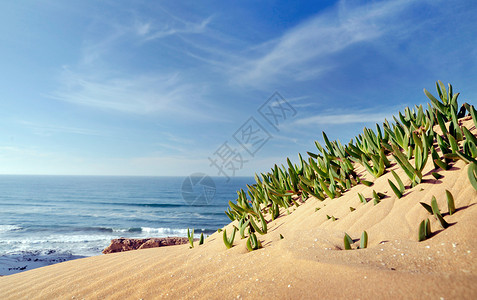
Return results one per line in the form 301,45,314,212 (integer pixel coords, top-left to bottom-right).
0,0,476,177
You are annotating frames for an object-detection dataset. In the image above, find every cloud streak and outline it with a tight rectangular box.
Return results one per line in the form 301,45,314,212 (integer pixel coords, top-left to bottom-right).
49,67,196,115
46,8,224,121
233,0,421,86
294,112,394,126
138,16,212,41
18,120,104,137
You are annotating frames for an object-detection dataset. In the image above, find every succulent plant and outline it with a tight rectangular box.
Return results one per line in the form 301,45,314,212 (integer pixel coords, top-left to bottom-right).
223,227,237,249
246,232,262,251
388,179,402,198
358,193,367,204
249,211,268,235
187,228,194,249
391,170,405,192
222,80,474,252
446,190,455,215
359,231,368,249
420,202,433,214
199,232,204,245
238,218,251,239
361,180,374,187
343,233,353,250
418,219,431,241
431,196,449,229
468,162,477,191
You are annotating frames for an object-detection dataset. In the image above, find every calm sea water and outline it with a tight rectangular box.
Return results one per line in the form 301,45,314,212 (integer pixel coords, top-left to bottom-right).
0,175,253,275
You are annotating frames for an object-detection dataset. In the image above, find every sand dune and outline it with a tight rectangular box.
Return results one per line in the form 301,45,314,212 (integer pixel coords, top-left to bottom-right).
1,121,476,299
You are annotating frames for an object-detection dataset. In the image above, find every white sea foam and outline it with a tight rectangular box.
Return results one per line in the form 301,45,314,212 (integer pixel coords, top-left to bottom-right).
140,227,188,236
0,227,189,258
112,228,130,233
0,234,111,258
0,225,22,233
0,250,86,276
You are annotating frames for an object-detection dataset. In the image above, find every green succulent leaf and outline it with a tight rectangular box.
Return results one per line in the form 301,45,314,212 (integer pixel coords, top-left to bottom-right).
446,190,455,215
361,180,374,187
388,179,403,198
246,232,262,251
430,196,441,217
435,213,450,229
467,162,477,191
344,233,353,250
434,158,450,171
199,232,204,245
418,220,426,242
249,212,267,235
469,105,477,130
239,219,251,239
223,227,237,249
425,218,431,237
187,228,194,248
419,219,431,242
447,133,459,153
358,193,367,204
391,170,405,193
360,231,368,249
420,202,433,214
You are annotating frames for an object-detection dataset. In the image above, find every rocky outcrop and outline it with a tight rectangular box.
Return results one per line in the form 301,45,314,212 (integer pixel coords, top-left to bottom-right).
102,237,191,254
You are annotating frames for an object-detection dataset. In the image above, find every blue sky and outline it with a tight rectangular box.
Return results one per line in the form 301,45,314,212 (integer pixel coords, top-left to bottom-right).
0,0,476,176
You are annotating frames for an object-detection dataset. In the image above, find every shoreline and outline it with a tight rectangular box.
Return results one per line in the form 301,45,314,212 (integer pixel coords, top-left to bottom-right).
0,251,87,276
0,236,193,276
1,158,475,298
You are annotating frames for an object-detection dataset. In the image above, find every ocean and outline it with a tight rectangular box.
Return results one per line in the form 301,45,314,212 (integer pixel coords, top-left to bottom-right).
0,175,253,275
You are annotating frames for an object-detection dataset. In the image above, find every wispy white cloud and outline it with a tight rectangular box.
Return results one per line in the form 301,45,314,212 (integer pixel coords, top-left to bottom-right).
154,132,198,154
292,104,409,126
47,8,224,121
139,16,212,41
233,0,421,86
81,10,213,65
135,22,151,36
18,120,104,137
0,146,47,158
294,112,393,126
161,132,195,145
48,67,197,115
48,64,228,122
272,95,317,109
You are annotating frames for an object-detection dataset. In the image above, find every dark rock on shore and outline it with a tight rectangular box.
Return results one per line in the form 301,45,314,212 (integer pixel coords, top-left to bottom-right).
102,237,191,254
1,251,85,276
